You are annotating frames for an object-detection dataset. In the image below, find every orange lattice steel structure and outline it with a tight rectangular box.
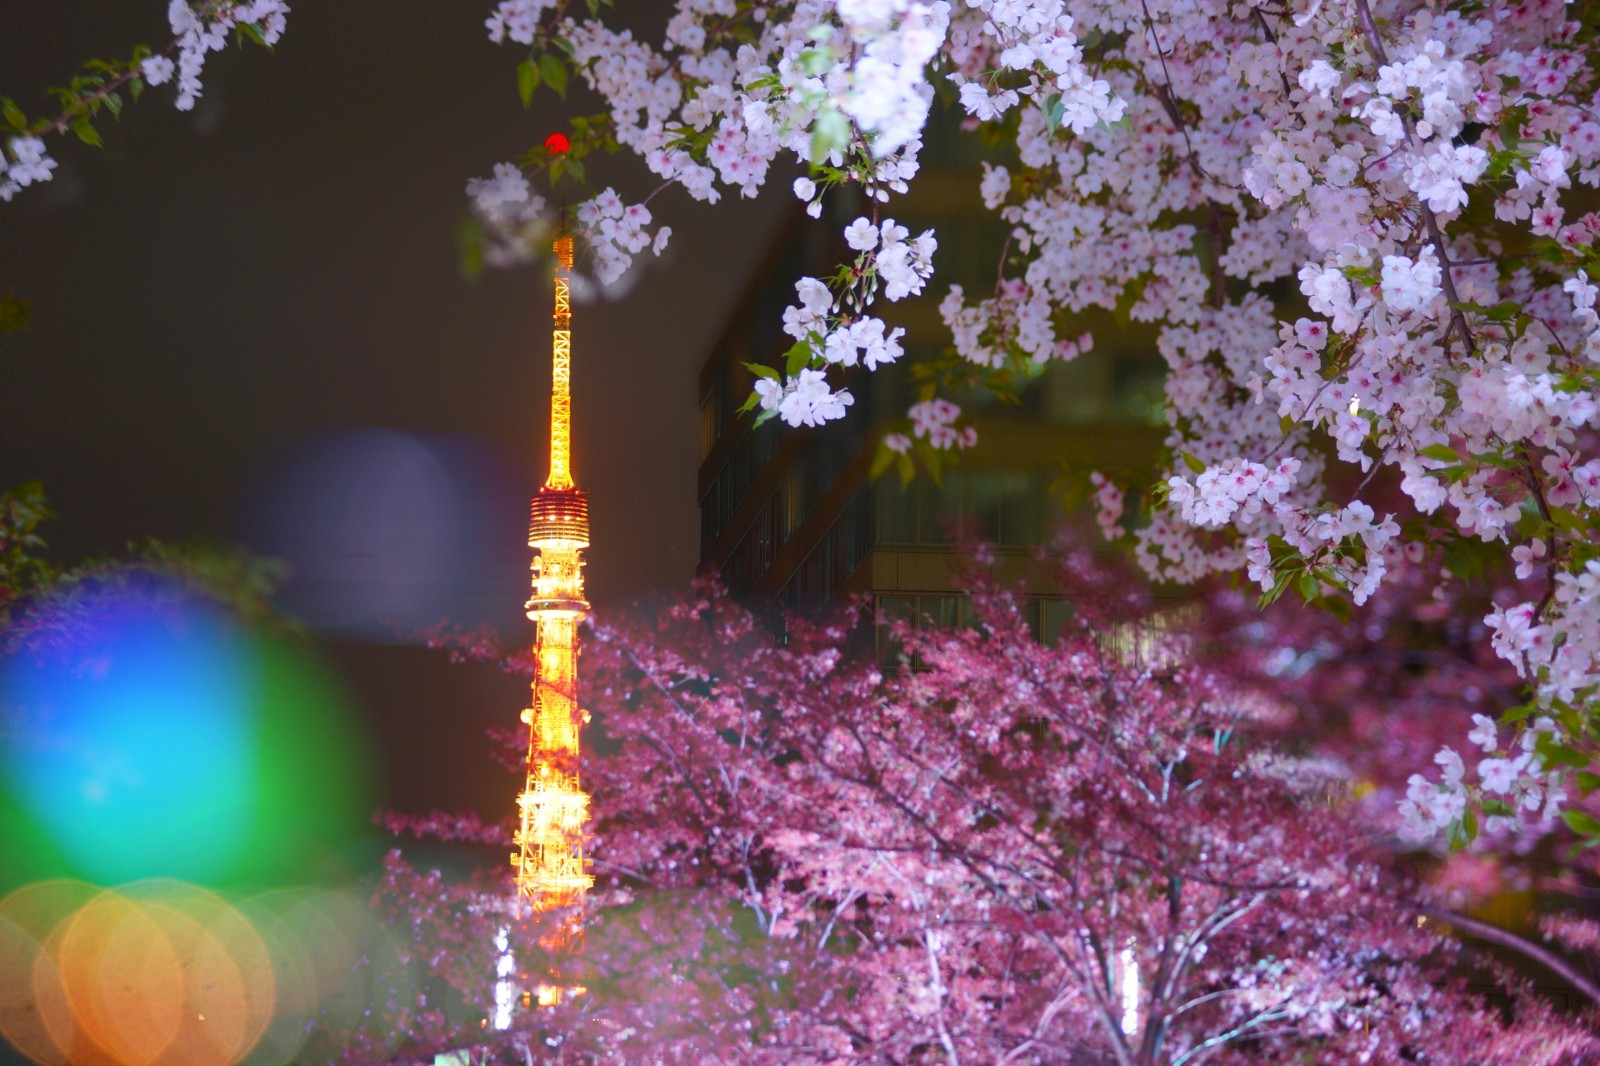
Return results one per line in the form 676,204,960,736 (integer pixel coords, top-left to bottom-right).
512,234,594,993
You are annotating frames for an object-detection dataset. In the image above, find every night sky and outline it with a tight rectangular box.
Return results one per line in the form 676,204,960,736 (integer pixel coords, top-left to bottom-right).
0,5,788,820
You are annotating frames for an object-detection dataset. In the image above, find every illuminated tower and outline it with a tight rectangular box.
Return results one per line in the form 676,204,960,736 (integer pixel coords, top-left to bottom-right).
511,232,594,977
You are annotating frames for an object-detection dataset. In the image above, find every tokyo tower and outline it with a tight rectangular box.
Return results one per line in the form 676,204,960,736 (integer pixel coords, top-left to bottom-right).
509,230,593,1004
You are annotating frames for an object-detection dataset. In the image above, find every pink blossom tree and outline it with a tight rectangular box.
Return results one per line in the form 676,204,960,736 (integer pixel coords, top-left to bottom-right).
361,575,1600,1063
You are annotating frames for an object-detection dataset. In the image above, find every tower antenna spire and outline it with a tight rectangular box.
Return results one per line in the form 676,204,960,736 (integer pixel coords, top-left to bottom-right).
545,221,575,491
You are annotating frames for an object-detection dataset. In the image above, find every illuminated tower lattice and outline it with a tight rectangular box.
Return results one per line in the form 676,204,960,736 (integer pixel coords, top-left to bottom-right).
511,233,594,966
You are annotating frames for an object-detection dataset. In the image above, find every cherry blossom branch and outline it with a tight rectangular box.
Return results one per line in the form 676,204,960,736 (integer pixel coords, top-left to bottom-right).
995,976,1077,1065
1138,0,1205,186
920,928,964,1066
1351,0,1475,355
1247,8,1295,100
1170,1006,1294,1066
638,178,676,208
1517,445,1562,637
1207,204,1228,309
1413,904,1600,1007
35,49,166,140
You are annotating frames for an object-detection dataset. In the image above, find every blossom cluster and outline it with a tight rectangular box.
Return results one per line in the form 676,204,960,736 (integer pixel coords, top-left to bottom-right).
754,367,855,428
485,0,552,45
907,397,973,450
1400,715,1566,842
744,215,934,429
573,187,672,285
1088,470,1124,540
0,137,55,202
464,162,550,269
148,0,291,111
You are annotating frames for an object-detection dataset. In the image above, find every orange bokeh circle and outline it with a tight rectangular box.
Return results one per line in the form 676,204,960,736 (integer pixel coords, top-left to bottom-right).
1,881,276,1066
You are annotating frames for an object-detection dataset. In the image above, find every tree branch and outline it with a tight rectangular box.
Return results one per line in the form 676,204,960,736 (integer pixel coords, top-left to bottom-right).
1413,904,1600,1007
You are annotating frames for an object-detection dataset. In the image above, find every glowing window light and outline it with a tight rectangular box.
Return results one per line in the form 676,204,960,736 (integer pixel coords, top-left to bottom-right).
491,925,516,1032
1118,942,1140,1036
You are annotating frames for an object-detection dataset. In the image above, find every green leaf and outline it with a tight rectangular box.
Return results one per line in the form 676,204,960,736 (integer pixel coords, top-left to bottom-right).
1,98,25,132
1297,571,1320,604
71,117,103,148
1042,94,1066,134
1258,570,1293,608
1547,505,1588,537
1180,451,1206,475
1320,595,1352,623
0,292,29,334
1500,106,1526,148
454,212,486,282
809,108,850,167
799,46,833,77
896,453,915,487
517,58,540,106
1486,148,1518,181
1418,444,1460,463
869,443,895,481
1562,809,1600,837
743,361,780,381
539,53,568,99
785,338,813,377
1448,808,1478,850
1576,771,1600,796
1535,738,1590,770
1441,535,1499,583
1502,702,1536,724
129,77,144,101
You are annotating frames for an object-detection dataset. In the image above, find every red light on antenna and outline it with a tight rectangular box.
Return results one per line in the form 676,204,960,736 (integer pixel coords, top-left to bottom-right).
545,133,570,155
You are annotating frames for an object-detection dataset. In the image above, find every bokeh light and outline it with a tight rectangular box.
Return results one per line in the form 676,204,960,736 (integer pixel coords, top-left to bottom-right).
0,578,374,890
240,430,525,640
0,880,417,1066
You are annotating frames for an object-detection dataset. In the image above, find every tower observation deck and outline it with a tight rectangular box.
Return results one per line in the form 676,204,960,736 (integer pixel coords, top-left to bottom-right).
512,233,594,981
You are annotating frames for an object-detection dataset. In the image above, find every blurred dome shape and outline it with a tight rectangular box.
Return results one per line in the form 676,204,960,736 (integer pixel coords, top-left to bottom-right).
240,429,524,640
0,578,375,890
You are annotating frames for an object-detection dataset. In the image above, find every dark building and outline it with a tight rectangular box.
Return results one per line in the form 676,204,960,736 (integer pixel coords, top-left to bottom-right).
696,107,1164,644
